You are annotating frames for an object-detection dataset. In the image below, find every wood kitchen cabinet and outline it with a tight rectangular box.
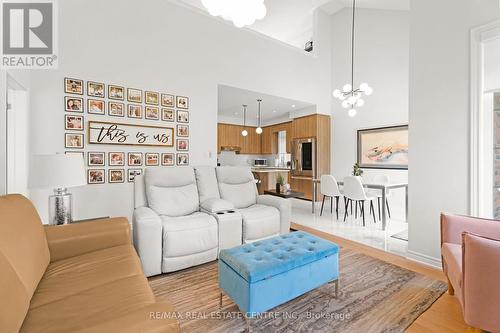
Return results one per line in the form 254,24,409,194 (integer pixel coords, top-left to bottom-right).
260,126,273,154
217,123,261,154
260,122,292,154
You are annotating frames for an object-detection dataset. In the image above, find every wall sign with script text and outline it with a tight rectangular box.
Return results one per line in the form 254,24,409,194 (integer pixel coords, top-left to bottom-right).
88,121,174,147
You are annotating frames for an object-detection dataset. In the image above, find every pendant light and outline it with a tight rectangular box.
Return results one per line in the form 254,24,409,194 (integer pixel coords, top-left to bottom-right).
332,0,373,117
256,99,263,134
241,104,248,137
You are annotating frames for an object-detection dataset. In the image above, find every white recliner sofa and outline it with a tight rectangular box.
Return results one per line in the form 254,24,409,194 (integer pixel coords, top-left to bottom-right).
133,165,291,277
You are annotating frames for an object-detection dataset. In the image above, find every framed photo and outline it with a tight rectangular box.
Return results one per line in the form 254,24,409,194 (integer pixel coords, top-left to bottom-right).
176,139,189,151
177,124,189,137
161,94,174,107
65,115,84,131
128,104,142,118
176,96,189,109
87,81,105,98
88,169,105,184
87,152,105,166
145,106,159,120
128,152,143,166
64,78,83,95
109,169,125,183
109,152,125,166
127,88,142,103
145,91,159,105
65,151,84,162
145,153,159,166
177,153,189,166
161,153,174,166
128,169,143,182
357,125,408,170
108,102,125,117
162,108,174,121
88,99,105,115
65,133,84,149
65,96,84,112
177,110,189,123
108,85,124,100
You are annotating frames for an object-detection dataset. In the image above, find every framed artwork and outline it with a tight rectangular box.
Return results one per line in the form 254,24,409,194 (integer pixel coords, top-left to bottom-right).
162,108,174,121
109,152,125,166
87,81,105,98
128,169,143,182
177,110,189,123
109,169,125,183
65,96,84,112
494,93,500,110
128,104,142,118
145,153,159,166
88,99,105,115
88,121,174,147
108,102,125,117
127,88,142,103
88,169,105,184
161,153,174,166
145,91,159,105
108,85,124,100
357,125,408,169
177,153,189,166
177,124,189,137
128,152,143,166
64,78,83,95
145,106,159,120
176,96,189,109
87,152,105,166
65,115,84,131
65,133,84,149
161,94,174,107
176,139,189,151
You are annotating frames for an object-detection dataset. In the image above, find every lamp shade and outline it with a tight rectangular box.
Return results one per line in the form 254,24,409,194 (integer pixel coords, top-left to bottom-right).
29,154,86,189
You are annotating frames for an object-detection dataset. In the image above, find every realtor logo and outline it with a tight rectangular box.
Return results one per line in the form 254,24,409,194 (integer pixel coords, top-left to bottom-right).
1,0,58,68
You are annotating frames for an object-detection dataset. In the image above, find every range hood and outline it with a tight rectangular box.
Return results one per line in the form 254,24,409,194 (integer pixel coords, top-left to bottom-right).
220,146,241,153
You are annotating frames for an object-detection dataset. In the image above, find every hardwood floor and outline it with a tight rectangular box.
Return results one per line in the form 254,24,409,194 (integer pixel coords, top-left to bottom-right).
291,223,469,333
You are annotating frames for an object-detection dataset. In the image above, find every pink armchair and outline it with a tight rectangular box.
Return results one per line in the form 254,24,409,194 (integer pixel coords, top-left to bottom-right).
440,214,500,333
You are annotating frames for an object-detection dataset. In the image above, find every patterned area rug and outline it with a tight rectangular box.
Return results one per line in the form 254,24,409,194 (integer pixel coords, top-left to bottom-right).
149,248,446,333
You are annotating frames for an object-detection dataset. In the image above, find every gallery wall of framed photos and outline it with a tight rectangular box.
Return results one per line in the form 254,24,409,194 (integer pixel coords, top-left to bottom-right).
64,77,190,184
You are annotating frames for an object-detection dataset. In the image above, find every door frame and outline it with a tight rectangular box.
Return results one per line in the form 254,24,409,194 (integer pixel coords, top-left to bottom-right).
470,20,500,216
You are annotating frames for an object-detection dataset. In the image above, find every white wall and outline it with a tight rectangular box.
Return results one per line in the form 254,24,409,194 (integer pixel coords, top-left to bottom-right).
28,0,332,223
484,39,500,92
330,9,410,219
408,0,499,265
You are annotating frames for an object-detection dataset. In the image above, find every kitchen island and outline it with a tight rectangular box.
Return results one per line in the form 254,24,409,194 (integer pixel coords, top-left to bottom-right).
251,168,290,194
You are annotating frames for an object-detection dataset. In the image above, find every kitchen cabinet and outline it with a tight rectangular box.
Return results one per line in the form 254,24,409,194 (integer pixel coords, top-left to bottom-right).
217,123,261,154
260,127,273,154
260,122,292,154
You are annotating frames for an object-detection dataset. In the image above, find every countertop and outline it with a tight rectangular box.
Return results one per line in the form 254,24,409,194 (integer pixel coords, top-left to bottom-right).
251,167,291,173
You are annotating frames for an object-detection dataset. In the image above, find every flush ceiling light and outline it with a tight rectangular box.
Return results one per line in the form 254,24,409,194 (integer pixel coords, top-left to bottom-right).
201,0,267,28
241,104,248,137
332,0,373,117
256,99,263,134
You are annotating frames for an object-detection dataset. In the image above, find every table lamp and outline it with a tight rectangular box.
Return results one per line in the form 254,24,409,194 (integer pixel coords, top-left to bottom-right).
29,154,86,225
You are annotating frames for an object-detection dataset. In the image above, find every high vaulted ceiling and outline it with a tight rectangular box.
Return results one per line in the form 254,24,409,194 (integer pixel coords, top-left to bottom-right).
175,0,410,49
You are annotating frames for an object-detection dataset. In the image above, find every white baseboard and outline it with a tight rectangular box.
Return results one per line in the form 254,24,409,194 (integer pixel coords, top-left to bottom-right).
406,250,442,269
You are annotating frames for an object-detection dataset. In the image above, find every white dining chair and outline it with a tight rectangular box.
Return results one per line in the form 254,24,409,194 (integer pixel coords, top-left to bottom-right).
342,176,377,226
369,175,392,220
320,175,342,219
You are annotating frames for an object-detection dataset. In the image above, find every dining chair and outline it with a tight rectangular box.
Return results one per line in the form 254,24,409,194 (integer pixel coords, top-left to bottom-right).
342,176,377,226
369,175,392,220
320,175,342,219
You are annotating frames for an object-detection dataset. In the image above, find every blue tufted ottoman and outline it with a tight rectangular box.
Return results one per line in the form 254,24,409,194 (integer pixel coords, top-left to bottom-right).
218,231,339,316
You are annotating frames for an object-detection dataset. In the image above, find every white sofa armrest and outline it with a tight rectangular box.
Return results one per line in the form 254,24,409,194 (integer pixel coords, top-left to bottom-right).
257,194,291,234
132,207,162,277
200,198,234,213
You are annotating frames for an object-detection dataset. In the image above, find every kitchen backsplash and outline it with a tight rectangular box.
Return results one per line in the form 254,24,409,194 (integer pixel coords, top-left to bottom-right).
217,151,290,167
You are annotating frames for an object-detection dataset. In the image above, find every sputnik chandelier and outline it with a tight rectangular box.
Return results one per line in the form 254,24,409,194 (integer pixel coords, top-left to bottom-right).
332,0,373,117
201,0,267,28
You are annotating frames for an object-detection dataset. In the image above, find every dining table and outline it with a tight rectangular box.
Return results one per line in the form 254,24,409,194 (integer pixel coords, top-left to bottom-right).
312,179,408,231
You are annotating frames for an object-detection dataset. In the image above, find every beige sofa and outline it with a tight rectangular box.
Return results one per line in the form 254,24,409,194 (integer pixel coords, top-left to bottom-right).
0,194,178,333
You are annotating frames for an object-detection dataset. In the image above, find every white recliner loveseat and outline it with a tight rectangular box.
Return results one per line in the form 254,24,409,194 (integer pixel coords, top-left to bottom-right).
133,166,291,277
